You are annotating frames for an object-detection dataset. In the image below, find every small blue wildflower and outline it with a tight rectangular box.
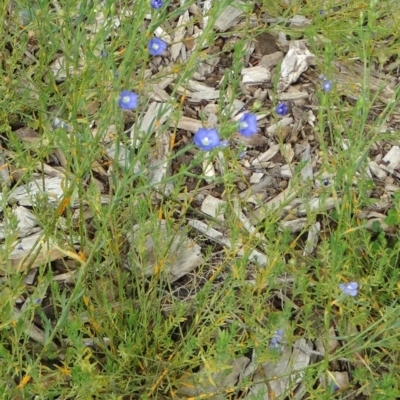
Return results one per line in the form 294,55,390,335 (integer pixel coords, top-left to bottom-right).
275,102,288,116
270,329,284,349
148,38,167,56
118,90,138,110
34,298,42,304
150,0,163,9
238,113,258,137
193,128,220,151
322,79,333,92
220,139,229,147
339,282,358,297
100,49,109,58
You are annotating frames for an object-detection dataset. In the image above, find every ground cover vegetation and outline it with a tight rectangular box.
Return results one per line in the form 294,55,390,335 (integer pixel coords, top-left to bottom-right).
1,0,400,398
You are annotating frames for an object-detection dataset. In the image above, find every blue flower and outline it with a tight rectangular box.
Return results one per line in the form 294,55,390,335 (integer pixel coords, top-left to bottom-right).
322,79,333,92
148,38,168,56
339,282,358,297
270,329,284,349
100,49,109,58
238,113,258,137
193,128,220,151
118,90,138,110
150,0,163,8
275,102,288,116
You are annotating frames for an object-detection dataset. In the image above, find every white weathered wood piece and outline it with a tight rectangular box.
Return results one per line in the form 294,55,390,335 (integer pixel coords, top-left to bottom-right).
380,146,400,173
7,176,65,206
213,1,245,32
280,218,307,233
241,65,271,85
280,165,292,178
0,206,39,240
278,41,316,92
368,161,387,180
303,222,320,255
171,11,189,61
250,172,264,184
147,130,173,195
201,195,226,220
189,89,220,103
300,143,313,181
174,116,203,132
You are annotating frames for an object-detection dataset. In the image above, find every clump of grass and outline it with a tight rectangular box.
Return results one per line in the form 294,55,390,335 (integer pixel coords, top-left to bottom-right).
1,0,400,398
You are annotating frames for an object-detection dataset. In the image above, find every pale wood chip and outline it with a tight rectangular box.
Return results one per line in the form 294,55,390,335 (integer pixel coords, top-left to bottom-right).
259,51,284,68
250,172,264,184
300,143,313,181
380,146,400,172
175,115,203,132
319,371,349,391
213,0,245,32
280,217,307,233
303,222,320,255
148,130,173,195
189,89,220,103
280,164,292,178
289,15,313,28
277,91,309,101
368,160,387,180
241,65,271,85
0,206,39,240
0,145,10,186
171,11,189,61
278,41,316,93
6,176,65,206
201,195,226,220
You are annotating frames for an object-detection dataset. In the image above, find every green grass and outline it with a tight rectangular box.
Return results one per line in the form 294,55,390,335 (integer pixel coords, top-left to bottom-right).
1,0,400,398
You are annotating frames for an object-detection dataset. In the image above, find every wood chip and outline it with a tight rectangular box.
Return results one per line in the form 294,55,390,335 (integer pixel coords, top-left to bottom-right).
278,41,316,92
241,65,271,85
213,1,245,32
201,195,226,220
